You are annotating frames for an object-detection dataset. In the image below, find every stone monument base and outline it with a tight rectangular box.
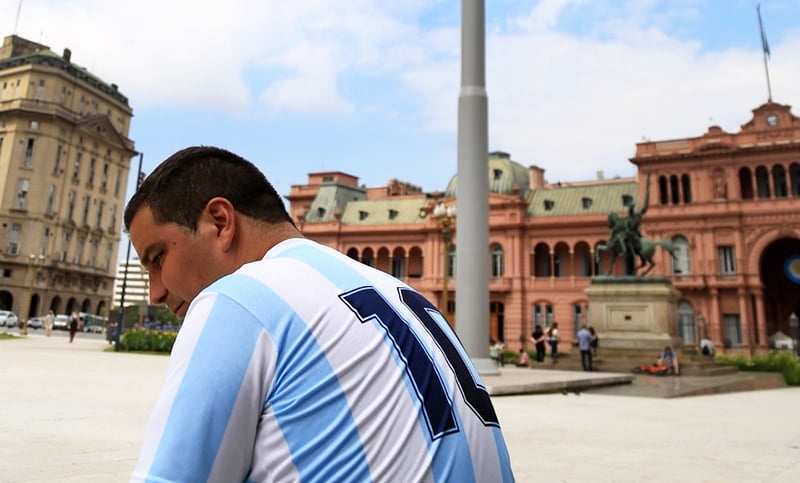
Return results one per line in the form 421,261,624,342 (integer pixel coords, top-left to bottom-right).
585,275,683,351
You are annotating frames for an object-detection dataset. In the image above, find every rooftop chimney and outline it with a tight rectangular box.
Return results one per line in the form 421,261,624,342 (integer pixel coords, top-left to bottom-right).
62,48,71,62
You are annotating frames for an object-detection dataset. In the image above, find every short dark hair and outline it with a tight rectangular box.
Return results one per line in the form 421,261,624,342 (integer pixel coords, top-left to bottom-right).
124,146,293,231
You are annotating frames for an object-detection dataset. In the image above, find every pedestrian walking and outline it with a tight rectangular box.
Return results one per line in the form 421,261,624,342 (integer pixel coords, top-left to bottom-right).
531,324,546,362
44,310,54,337
68,312,79,343
547,322,560,364
577,324,593,371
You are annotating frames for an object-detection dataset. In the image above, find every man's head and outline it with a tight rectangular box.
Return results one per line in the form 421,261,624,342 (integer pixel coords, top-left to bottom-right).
124,146,297,318
124,146,293,232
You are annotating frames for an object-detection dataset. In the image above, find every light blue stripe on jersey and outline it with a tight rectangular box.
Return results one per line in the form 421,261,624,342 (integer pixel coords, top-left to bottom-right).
147,293,265,481
210,274,374,483
275,242,481,483
493,427,515,483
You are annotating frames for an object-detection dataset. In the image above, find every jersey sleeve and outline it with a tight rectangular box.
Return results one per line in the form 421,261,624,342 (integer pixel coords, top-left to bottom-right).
132,292,273,483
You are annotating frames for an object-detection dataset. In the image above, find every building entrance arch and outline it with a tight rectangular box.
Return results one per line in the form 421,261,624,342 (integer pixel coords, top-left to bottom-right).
759,237,800,337
0,291,12,311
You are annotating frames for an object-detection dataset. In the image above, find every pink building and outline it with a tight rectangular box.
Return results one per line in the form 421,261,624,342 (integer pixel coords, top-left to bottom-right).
287,101,800,354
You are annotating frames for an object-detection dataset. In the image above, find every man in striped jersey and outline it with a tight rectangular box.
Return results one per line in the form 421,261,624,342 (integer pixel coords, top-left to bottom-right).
125,146,513,482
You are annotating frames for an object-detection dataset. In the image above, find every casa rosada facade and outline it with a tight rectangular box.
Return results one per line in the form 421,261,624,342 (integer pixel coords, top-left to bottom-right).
287,101,800,355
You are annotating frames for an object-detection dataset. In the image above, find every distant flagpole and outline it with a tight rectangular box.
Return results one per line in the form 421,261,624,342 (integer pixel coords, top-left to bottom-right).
757,4,772,101
14,0,24,35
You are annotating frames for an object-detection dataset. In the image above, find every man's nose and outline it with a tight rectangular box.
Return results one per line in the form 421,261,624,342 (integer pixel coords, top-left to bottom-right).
148,272,168,305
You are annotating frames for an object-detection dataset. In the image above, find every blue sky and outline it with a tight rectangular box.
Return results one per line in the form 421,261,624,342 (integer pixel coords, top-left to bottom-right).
3,0,800,258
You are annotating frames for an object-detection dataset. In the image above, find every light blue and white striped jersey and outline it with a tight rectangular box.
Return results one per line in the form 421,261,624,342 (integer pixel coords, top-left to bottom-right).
132,238,513,482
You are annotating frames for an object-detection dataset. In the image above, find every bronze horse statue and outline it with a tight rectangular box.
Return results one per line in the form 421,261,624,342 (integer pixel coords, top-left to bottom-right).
595,212,677,276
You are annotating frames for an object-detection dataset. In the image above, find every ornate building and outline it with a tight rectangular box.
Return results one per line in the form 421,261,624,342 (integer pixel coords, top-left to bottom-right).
288,101,800,354
0,35,136,321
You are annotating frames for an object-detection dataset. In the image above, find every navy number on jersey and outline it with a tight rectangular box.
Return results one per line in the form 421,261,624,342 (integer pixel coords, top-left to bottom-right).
340,286,498,440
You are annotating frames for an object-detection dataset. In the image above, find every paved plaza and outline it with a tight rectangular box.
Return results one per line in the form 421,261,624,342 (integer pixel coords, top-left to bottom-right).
1,332,799,482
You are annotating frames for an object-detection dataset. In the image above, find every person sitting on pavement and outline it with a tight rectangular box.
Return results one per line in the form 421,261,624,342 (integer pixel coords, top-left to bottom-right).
699,338,715,357
657,346,680,375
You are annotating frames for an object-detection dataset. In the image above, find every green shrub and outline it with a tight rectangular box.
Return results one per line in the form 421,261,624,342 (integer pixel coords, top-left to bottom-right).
120,329,177,353
715,351,800,386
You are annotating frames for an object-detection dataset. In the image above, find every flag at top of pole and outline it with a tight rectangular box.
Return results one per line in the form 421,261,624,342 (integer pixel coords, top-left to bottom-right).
758,4,770,59
757,4,773,101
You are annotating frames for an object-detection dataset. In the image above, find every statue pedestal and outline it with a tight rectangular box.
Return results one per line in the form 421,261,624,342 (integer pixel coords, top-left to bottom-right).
585,276,682,350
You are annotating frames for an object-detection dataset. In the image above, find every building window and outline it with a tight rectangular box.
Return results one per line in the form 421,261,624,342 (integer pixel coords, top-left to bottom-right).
73,153,82,180
101,163,109,190
109,205,117,232
46,185,56,215
671,236,690,275
89,238,99,267
82,195,91,225
5,223,22,255
718,246,736,274
723,314,742,346
756,166,771,199
60,231,72,262
491,245,504,277
67,191,76,220
670,175,680,204
739,167,754,200
39,227,50,257
544,199,555,211
573,304,584,336
658,176,669,204
105,242,113,270
581,197,593,209
391,256,405,278
53,145,63,175
681,174,692,203
88,158,96,186
74,235,86,264
96,200,104,228
22,138,35,168
493,169,503,180
358,210,368,220
677,300,695,344
621,194,633,207
114,167,121,195
553,253,562,277
579,252,592,277
388,209,399,220
773,165,788,198
15,179,30,209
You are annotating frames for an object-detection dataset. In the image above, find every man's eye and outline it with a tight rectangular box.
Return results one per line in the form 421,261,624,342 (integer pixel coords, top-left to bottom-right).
152,253,163,266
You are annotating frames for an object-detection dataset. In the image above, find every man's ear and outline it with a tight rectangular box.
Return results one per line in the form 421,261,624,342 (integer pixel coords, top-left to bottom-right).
204,197,236,250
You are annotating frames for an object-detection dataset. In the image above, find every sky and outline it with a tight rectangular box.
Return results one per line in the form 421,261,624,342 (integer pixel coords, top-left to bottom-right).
3,0,800,257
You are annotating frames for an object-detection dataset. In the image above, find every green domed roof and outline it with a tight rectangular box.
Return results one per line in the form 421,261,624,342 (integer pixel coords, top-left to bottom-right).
444,151,530,198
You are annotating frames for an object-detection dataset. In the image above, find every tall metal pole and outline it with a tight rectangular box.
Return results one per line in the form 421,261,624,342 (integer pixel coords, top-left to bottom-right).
456,0,495,374
115,152,143,351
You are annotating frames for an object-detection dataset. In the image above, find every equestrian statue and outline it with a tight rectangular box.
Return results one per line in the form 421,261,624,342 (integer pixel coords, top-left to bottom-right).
595,173,677,276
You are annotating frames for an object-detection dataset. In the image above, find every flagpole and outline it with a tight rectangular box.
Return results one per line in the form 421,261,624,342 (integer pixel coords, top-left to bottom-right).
757,4,772,102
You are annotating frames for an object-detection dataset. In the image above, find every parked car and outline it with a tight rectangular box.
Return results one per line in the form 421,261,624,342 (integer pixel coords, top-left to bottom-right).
27,317,44,330
0,311,19,328
53,314,69,330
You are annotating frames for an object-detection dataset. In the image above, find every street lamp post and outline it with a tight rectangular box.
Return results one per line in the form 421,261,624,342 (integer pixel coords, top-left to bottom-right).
433,203,457,322
21,253,45,335
789,313,799,357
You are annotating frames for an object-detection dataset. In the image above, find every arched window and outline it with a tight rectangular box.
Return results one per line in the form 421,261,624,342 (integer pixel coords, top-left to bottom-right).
739,167,754,200
677,300,695,344
658,176,669,205
790,163,800,197
491,245,504,277
671,236,690,275
390,247,405,278
670,175,680,204
361,248,374,267
756,166,771,199
681,174,692,203
772,165,788,198
346,247,359,260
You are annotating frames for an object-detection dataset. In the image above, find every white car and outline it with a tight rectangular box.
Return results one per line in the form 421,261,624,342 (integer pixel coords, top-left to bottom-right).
0,311,19,328
53,314,69,330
